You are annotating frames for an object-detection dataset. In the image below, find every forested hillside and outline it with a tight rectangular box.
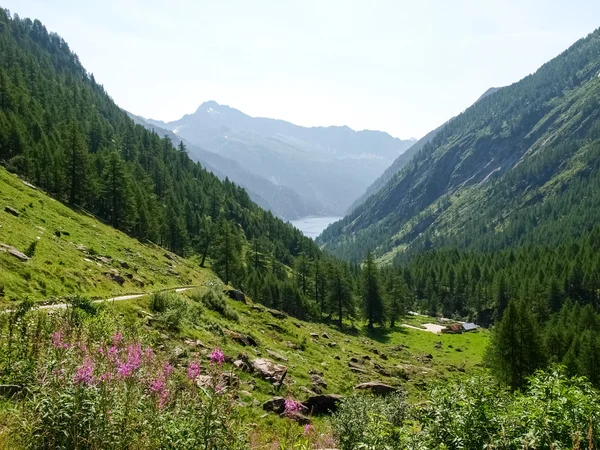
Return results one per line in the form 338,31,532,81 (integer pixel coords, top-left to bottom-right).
320,28,600,262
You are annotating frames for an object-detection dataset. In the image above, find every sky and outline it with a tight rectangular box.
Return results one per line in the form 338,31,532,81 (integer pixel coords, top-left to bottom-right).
6,0,600,139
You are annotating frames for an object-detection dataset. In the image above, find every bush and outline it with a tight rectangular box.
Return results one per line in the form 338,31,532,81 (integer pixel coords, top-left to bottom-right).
24,240,38,258
193,289,239,322
331,392,409,450
149,292,190,332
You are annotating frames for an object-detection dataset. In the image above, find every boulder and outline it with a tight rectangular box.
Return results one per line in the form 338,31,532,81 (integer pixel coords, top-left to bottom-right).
118,259,130,269
268,309,286,320
0,244,29,262
321,333,330,339
225,330,259,347
354,381,396,395
104,271,126,285
262,396,286,414
302,394,343,414
282,411,312,425
310,332,319,339
224,289,246,303
266,349,288,362
4,206,19,217
311,374,327,390
251,358,287,384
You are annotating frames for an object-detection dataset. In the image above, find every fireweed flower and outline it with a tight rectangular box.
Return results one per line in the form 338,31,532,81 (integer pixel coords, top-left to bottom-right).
144,347,155,361
51,331,69,349
117,343,143,378
304,424,313,435
108,345,119,361
163,362,174,377
111,332,123,345
284,398,302,414
73,357,95,385
210,348,225,365
188,362,201,380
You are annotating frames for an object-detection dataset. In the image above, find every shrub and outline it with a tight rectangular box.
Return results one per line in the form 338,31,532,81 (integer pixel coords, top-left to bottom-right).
149,292,189,332
331,392,409,450
193,289,239,322
24,240,37,258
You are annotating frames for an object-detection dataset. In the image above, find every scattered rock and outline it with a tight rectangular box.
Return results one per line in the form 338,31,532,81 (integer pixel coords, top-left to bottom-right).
370,348,380,355
321,333,330,339
268,309,286,320
118,259,130,269
164,252,177,261
455,348,463,352
4,206,20,217
310,332,319,339
251,358,287,385
266,323,285,333
362,355,371,361
349,357,359,363
302,394,343,415
266,349,288,362
349,367,369,374
224,288,246,303
0,244,30,262
225,330,259,347
263,397,286,414
104,270,126,285
328,342,337,348
355,381,397,395
282,411,311,425
334,355,341,360
311,374,327,390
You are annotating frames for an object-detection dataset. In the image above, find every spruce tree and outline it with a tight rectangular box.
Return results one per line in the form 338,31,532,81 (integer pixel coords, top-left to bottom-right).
485,299,546,389
362,251,384,330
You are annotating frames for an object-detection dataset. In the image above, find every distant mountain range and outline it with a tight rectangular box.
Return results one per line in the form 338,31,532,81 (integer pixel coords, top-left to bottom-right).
126,112,317,220
137,101,415,218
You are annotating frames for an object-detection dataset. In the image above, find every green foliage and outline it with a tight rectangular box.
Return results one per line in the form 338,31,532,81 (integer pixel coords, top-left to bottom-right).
332,369,600,450
485,299,546,389
362,251,385,330
331,393,409,450
149,291,191,331
193,289,239,322
23,241,37,258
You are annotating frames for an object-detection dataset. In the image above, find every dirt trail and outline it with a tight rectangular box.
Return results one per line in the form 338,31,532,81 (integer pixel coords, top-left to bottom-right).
6,287,196,312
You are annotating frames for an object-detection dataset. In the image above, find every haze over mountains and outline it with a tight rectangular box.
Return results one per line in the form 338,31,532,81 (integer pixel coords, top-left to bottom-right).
136,101,415,219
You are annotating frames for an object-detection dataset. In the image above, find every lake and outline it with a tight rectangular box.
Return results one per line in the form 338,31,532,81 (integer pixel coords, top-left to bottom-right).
290,216,342,239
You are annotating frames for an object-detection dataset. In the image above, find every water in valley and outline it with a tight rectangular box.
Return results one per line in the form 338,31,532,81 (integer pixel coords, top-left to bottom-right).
289,216,342,239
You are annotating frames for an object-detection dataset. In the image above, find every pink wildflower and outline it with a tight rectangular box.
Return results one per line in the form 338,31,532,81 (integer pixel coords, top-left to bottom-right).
117,343,143,378
100,372,113,383
210,348,225,365
144,347,155,361
108,345,119,361
51,331,69,349
111,332,123,345
188,362,201,380
284,398,302,414
163,362,174,377
150,378,166,393
304,424,314,435
97,346,105,356
73,357,95,385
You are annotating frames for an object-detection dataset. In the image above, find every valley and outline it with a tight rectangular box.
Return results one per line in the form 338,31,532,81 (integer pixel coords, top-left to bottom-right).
1,4,600,450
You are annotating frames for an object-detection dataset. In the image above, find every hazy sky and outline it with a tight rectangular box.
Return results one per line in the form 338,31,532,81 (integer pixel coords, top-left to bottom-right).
6,0,600,139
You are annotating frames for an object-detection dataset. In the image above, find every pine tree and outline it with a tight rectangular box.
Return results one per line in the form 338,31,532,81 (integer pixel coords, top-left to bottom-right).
65,123,88,206
387,272,409,328
362,251,384,330
485,299,546,389
211,218,243,285
101,151,134,230
329,264,354,328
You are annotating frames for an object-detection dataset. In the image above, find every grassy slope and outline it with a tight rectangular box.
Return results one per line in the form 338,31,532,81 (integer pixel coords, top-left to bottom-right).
0,167,216,303
0,164,488,443
112,290,488,440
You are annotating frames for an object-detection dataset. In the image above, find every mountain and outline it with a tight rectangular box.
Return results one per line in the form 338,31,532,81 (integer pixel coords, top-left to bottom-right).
154,101,416,215
126,111,316,220
347,87,503,214
0,9,318,282
319,28,600,262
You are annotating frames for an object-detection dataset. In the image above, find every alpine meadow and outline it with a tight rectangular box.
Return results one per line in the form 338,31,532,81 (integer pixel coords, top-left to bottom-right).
1,4,600,449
